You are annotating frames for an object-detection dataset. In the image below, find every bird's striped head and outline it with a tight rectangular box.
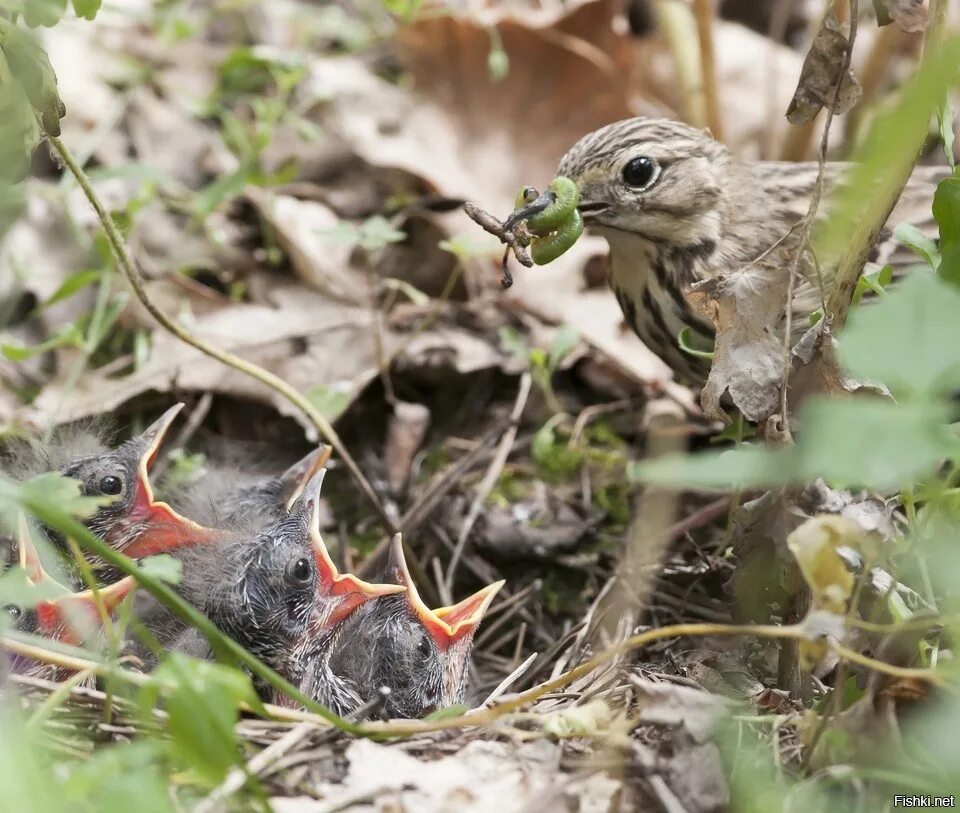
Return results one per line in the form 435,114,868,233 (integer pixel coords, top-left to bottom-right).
557,117,731,245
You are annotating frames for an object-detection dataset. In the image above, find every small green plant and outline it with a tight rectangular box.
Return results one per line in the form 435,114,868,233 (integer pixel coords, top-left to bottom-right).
500,324,579,415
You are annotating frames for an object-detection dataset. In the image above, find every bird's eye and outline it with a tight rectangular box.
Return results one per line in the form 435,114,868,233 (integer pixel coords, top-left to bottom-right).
416,634,432,659
3,604,22,621
286,556,312,586
98,475,123,496
622,156,660,190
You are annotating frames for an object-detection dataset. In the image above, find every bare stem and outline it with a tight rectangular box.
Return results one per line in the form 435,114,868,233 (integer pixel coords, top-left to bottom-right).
46,133,396,536
778,0,858,428
693,0,724,140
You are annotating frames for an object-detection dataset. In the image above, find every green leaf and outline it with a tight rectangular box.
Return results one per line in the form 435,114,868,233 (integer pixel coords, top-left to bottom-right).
136,554,183,586
63,742,173,813
631,398,957,491
305,385,351,422
17,472,113,521
839,271,960,397
21,0,67,27
1,323,84,360
629,443,792,490
358,215,406,252
70,0,101,20
547,326,580,371
678,326,715,359
193,167,251,218
0,567,66,608
149,654,255,784
894,222,940,269
798,397,955,489
39,269,101,310
940,95,957,170
0,18,66,135
934,176,960,287
0,50,40,182
852,264,893,304
424,703,469,720
815,36,960,264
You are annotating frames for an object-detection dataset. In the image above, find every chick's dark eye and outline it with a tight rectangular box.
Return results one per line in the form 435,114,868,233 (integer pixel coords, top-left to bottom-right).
417,634,432,659
3,604,22,621
99,475,123,496
286,557,312,586
622,156,660,189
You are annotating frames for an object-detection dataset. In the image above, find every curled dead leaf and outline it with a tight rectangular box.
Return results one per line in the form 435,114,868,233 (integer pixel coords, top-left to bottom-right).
786,11,862,125
873,0,930,33
787,515,863,615
687,266,787,422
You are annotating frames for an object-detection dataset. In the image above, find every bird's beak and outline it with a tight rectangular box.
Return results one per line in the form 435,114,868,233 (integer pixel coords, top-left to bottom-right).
123,404,221,558
282,445,333,511
502,190,556,231
37,576,137,646
384,534,502,651
307,473,404,628
16,514,136,645
576,200,611,221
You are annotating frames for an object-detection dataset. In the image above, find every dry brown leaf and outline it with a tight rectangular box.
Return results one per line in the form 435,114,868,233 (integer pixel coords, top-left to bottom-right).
632,678,734,742
383,400,430,496
246,189,369,304
786,11,862,125
874,0,930,33
787,515,862,616
687,265,788,422
24,285,517,434
395,0,634,205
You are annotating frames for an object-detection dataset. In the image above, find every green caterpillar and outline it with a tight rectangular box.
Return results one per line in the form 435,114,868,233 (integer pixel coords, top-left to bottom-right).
510,177,584,265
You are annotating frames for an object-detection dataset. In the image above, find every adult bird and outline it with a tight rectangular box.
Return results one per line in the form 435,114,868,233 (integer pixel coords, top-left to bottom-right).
557,117,945,385
327,534,503,719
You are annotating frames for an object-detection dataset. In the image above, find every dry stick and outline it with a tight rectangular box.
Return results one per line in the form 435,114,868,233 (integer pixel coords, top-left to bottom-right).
45,134,396,537
354,424,504,580
5,614,947,739
651,0,707,128
443,373,532,595
196,721,318,813
692,0,724,141
354,621,947,738
777,0,858,430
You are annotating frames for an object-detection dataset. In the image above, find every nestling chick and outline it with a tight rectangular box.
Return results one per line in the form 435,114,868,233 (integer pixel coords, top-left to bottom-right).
327,534,503,718
2,514,135,681
2,404,216,581
146,471,326,675
163,444,331,530
283,475,405,715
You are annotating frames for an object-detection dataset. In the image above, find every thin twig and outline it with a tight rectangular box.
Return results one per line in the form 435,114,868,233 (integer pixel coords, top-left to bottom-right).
196,721,319,813
443,372,531,594
45,133,396,536
354,424,503,579
778,0,858,431
692,0,723,140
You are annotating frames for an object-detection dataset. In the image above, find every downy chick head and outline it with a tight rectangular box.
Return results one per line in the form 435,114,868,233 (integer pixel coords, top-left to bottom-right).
340,534,502,719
